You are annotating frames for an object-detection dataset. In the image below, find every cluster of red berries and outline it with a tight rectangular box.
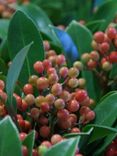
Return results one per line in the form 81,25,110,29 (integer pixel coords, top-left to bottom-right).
0,42,95,156
105,138,117,156
0,0,29,18
81,26,117,72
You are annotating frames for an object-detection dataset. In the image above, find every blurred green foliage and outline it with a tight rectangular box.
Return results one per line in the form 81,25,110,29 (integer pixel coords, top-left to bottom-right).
29,0,94,25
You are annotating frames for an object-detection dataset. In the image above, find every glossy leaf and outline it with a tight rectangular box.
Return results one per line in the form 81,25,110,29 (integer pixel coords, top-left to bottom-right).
8,10,44,84
44,137,80,156
109,64,117,79
0,116,22,156
64,128,93,138
93,0,117,29
93,128,117,156
66,20,92,56
94,92,117,126
0,19,9,40
86,19,106,33
0,58,7,74
6,43,33,111
84,124,117,144
82,71,99,100
17,4,60,45
23,131,35,156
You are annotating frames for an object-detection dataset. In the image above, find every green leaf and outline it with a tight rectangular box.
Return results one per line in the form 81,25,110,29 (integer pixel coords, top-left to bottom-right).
6,42,33,112
94,91,117,126
23,131,35,156
66,20,92,56
109,64,117,79
82,71,100,100
86,20,106,33
84,124,117,144
93,0,117,29
0,116,22,156
0,39,10,63
0,19,9,40
93,127,117,156
17,4,60,45
44,137,80,156
0,58,7,74
8,10,44,84
64,128,93,138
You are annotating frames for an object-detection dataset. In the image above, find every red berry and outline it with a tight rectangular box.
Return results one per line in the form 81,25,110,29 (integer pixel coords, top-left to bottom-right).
71,127,80,133
24,94,35,106
33,61,44,74
59,67,69,78
18,119,25,129
43,40,50,51
23,84,33,95
68,67,79,78
51,134,63,145
31,108,40,119
51,83,62,96
0,80,5,90
41,141,52,148
107,27,117,40
45,94,55,105
48,73,59,85
57,109,69,120
21,100,28,111
56,54,66,65
22,146,28,156
19,132,27,141
87,59,97,69
54,98,65,109
85,110,95,121
43,59,52,70
93,31,105,43
67,100,80,112
99,42,110,54
24,120,31,131
40,102,50,113
60,90,71,102
32,149,38,156
38,116,48,125
75,90,88,103
47,67,57,75
37,77,49,90
109,51,117,63
39,126,50,138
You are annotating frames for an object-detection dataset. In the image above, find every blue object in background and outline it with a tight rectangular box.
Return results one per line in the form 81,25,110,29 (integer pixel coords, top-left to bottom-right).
53,27,79,62
94,0,105,7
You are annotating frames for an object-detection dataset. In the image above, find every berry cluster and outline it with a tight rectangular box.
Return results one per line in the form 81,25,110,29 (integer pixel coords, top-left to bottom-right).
105,138,117,156
0,43,95,156
0,0,28,18
81,26,117,91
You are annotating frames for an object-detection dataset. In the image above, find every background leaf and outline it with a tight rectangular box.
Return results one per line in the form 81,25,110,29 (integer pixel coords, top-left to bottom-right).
86,19,106,33
8,10,44,84
93,0,117,30
0,116,22,156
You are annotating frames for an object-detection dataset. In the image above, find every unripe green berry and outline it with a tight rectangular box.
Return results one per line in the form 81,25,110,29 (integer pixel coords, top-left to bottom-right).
73,61,83,70
68,67,79,78
102,61,112,71
68,78,79,88
81,53,90,64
